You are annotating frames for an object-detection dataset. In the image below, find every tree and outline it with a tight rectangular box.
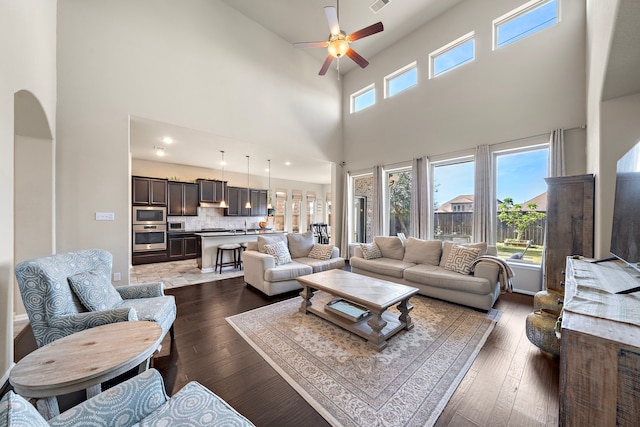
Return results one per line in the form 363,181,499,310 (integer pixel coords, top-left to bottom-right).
389,171,411,235
498,197,546,241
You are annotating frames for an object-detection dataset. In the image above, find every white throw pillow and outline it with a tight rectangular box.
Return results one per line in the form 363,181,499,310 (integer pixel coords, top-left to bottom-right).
287,232,315,258
444,244,480,275
360,242,382,260
308,244,333,260
263,241,292,265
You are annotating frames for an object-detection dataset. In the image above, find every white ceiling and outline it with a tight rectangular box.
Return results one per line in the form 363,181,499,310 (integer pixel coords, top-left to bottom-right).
129,1,465,184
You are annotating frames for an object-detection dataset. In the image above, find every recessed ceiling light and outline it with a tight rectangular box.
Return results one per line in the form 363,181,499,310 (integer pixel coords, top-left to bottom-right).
285,161,291,166
161,137,173,144
154,146,165,156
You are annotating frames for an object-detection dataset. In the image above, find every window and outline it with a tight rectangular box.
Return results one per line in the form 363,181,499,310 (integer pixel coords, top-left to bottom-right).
387,168,412,237
494,145,549,263
351,173,373,243
306,192,316,231
291,190,302,233
432,158,475,241
429,32,475,78
275,189,287,232
385,62,417,98
494,0,558,49
351,85,376,113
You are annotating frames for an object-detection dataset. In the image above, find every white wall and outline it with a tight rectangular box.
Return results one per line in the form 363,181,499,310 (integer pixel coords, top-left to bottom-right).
56,0,342,284
0,0,57,382
342,0,587,172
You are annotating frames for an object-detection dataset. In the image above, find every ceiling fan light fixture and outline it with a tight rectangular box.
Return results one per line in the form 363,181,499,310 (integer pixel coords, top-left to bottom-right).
328,33,349,57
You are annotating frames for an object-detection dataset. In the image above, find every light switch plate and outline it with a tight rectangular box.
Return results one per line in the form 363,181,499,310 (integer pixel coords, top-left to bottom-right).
95,212,115,221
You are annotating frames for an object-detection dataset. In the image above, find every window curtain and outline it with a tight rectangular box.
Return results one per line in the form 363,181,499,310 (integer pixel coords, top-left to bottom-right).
473,145,492,244
341,170,350,259
410,156,430,239
372,165,384,237
548,128,565,177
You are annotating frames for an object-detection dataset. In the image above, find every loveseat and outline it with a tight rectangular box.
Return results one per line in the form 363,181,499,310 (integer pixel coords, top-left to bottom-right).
0,368,254,426
350,236,503,310
243,232,345,296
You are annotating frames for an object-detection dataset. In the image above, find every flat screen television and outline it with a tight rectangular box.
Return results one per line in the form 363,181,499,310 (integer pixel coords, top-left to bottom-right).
610,140,640,270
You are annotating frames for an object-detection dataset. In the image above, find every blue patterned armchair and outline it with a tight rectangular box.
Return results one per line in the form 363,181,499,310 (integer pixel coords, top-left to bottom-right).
0,368,255,426
15,249,176,348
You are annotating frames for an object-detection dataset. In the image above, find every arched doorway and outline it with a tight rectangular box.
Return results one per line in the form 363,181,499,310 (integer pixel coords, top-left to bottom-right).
13,90,54,319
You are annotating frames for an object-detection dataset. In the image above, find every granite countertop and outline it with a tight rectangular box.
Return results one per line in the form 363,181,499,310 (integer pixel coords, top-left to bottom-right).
194,229,281,237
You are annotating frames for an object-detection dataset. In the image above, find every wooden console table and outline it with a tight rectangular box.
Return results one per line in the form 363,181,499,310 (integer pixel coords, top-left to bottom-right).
560,257,640,426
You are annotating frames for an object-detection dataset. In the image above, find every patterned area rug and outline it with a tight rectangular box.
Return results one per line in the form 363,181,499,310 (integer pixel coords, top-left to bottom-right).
226,292,501,427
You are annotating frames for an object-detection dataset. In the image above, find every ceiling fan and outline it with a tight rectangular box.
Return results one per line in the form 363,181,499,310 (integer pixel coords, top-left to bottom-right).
293,5,384,76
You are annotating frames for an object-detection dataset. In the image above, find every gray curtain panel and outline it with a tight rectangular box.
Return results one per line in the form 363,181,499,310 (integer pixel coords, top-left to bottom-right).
341,169,350,259
473,145,493,244
548,128,565,177
372,165,383,237
410,156,430,239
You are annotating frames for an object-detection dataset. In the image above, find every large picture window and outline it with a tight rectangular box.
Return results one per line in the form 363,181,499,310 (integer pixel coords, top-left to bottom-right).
386,168,412,237
351,173,373,243
432,158,475,241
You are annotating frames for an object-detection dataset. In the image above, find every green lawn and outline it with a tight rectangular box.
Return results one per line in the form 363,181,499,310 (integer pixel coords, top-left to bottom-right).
496,242,543,264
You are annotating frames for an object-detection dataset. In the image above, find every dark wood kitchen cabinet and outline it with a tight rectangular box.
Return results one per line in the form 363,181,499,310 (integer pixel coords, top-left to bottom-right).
226,186,251,216
168,182,198,216
132,176,167,206
168,233,198,260
197,179,227,204
250,189,268,217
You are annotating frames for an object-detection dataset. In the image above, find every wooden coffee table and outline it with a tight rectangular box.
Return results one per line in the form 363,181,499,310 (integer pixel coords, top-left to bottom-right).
10,321,163,419
297,269,419,351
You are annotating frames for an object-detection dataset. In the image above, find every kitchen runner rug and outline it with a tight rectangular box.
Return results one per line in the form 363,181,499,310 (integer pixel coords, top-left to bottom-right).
226,292,501,427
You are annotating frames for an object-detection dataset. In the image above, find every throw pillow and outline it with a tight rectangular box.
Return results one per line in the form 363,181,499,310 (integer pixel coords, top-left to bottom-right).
440,241,488,267
403,238,442,266
360,242,382,260
68,270,123,311
444,244,481,275
263,241,292,265
308,244,333,260
287,231,315,258
257,234,288,253
373,236,405,260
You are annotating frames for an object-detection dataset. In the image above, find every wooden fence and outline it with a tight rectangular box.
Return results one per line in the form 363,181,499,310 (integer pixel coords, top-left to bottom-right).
433,212,546,244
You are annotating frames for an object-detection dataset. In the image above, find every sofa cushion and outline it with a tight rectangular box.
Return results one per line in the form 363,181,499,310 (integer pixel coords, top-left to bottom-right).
296,256,346,273
439,241,488,267
68,270,123,311
264,262,313,282
403,264,494,295
0,391,50,427
349,256,415,279
403,238,442,266
257,234,288,253
263,241,292,265
444,245,480,275
308,244,333,260
360,242,382,260
373,236,405,260
287,232,315,258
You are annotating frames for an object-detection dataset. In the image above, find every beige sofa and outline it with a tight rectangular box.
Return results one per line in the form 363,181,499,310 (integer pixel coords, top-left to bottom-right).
350,236,502,310
244,232,345,296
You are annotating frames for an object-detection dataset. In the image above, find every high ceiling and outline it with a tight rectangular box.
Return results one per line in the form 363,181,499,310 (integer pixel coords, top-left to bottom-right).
130,1,466,184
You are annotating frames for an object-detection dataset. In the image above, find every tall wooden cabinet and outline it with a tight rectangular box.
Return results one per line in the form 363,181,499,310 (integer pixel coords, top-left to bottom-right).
543,174,595,290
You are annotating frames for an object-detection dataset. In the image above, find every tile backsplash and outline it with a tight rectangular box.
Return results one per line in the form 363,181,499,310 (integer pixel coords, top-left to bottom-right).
167,207,267,231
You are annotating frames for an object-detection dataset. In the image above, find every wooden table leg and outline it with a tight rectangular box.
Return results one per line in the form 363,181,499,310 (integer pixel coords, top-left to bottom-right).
367,310,388,351
398,297,415,330
86,383,101,399
299,286,313,313
36,396,60,420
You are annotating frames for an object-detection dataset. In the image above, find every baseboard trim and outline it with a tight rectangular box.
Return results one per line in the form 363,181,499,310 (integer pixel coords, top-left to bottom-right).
13,313,28,322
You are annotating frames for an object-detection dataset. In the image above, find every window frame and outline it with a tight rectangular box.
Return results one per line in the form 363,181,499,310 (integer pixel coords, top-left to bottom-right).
429,31,475,79
350,84,376,113
383,164,412,237
493,0,559,50
384,62,418,99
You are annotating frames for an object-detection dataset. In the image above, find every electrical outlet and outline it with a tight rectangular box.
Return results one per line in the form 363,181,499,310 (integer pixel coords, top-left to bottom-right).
113,272,121,281
96,212,115,221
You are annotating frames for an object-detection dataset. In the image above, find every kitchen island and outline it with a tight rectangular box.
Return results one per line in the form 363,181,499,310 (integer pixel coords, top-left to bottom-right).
195,229,284,273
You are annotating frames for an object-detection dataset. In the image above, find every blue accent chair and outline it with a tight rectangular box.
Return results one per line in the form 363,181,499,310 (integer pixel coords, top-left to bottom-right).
15,249,176,348
0,369,255,426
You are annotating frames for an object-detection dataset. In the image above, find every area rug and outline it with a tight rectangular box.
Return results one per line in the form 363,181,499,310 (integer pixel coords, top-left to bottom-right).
226,293,501,427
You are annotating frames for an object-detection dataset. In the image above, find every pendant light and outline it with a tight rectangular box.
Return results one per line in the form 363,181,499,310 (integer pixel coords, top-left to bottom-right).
267,159,272,209
245,155,252,209
219,151,227,208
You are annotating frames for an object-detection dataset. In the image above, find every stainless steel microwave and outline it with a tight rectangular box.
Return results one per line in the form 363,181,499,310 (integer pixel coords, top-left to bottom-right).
133,206,166,225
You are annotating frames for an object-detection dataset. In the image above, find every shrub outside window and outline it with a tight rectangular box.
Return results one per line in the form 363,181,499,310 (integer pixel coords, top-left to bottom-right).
494,0,558,49
385,62,417,98
429,32,475,78
351,85,376,113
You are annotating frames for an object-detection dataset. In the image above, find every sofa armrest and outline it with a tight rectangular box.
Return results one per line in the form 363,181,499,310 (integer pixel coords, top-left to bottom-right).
243,250,276,287
48,307,137,330
116,282,164,299
330,247,340,259
48,369,168,427
472,260,500,284
352,245,364,258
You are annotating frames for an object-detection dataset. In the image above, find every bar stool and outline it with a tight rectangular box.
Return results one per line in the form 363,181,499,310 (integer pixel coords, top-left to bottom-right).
216,243,241,274
238,242,248,270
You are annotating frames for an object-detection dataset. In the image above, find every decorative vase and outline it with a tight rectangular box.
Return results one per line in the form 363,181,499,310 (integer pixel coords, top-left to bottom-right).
525,308,561,357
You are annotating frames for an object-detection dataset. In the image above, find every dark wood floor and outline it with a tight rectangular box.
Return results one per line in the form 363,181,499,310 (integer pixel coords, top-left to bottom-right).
11,277,559,426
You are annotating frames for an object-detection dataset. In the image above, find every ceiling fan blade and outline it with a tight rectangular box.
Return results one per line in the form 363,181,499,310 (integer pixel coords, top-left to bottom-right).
324,6,340,35
293,41,329,49
348,22,384,42
346,48,369,69
319,55,334,76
